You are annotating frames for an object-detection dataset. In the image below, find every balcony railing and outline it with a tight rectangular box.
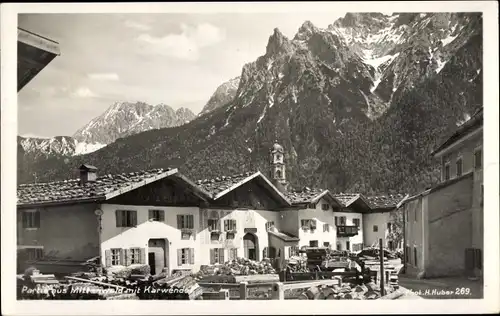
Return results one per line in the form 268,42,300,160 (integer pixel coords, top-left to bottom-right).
336,225,359,237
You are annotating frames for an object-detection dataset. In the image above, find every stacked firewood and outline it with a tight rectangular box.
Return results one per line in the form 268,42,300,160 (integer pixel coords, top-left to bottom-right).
192,258,277,281
287,282,395,300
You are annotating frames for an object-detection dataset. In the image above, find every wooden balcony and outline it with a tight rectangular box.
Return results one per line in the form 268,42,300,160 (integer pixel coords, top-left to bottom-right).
336,225,359,237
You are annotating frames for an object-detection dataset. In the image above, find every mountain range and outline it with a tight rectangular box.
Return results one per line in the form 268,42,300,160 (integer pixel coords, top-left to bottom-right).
17,12,482,196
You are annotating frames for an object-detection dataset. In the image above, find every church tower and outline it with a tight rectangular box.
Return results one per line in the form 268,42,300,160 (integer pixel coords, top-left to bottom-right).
270,142,288,192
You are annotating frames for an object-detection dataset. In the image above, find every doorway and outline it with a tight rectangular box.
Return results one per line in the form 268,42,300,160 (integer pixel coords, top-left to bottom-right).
148,239,168,275
243,233,259,261
346,241,350,251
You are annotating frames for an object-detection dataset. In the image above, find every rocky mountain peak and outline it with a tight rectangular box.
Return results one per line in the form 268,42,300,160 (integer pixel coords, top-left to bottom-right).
199,77,241,116
266,28,293,56
294,20,319,41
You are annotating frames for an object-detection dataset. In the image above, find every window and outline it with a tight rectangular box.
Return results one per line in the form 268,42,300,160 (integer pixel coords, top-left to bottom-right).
224,219,237,231
178,248,194,265
373,225,378,232
474,148,482,170
22,210,40,229
323,223,329,232
456,158,463,177
308,203,316,209
444,163,451,181
300,219,311,230
289,246,299,257
265,221,275,231
24,247,43,260
130,248,141,264
208,219,220,231
149,210,164,222
321,203,329,211
353,218,360,227
177,215,194,229
111,248,122,266
228,248,238,261
210,248,224,264
387,222,392,233
323,242,330,247
309,240,318,247
334,216,346,226
116,210,137,227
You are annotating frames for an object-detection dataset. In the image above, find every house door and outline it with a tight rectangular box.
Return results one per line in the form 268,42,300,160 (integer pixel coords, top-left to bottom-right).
148,253,156,275
148,239,168,275
243,233,258,261
346,241,351,251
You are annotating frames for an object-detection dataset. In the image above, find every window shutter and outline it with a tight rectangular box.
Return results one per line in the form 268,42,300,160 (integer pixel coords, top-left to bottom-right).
116,211,121,227
148,210,153,220
177,215,182,229
159,211,165,222
119,249,125,266
124,249,131,266
177,249,183,266
219,248,225,264
140,248,146,264
105,250,111,267
224,220,228,231
263,247,268,259
189,248,195,265
131,211,137,226
34,211,41,228
210,249,215,265
189,215,194,229
232,220,236,231
234,248,238,259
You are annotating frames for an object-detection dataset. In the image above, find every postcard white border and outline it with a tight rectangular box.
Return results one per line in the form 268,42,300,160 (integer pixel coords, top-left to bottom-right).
1,1,499,315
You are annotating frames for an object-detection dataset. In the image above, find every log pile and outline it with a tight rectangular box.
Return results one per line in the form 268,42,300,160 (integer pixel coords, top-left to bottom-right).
287,281,395,300
17,269,202,300
192,258,277,281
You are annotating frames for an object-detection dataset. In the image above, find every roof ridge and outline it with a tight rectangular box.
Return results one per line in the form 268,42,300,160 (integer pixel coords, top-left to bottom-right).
18,167,171,187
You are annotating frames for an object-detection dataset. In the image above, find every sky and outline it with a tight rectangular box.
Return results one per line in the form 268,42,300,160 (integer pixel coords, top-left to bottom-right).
17,12,346,138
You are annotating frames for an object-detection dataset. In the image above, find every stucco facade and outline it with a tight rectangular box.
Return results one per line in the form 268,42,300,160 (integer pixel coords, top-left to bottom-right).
17,203,100,272
332,210,364,251
362,211,391,248
297,198,337,248
100,204,201,273
198,208,282,264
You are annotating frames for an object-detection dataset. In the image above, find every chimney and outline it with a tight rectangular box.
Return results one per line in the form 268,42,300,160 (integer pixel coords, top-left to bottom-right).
79,164,98,185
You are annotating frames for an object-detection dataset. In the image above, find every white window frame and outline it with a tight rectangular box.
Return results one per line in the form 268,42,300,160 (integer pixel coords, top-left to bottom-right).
323,223,329,232
353,218,360,228
130,248,141,264
18,246,44,260
149,209,164,222
321,203,329,211
180,248,190,265
265,221,275,231
111,248,121,266
22,209,40,230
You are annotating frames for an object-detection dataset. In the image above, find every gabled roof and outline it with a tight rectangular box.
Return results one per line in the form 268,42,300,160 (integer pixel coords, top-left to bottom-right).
195,171,291,206
332,193,372,213
18,28,61,92
268,229,300,242
285,188,342,208
16,168,195,208
366,194,407,210
431,107,483,158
